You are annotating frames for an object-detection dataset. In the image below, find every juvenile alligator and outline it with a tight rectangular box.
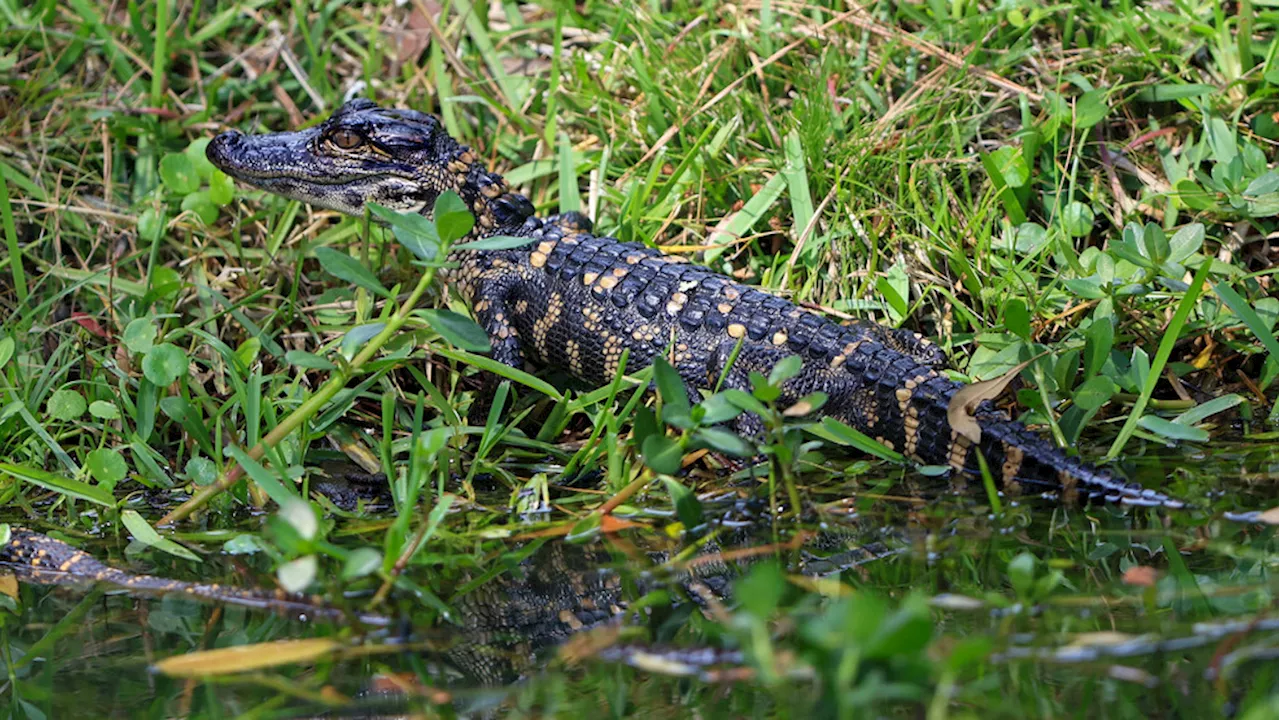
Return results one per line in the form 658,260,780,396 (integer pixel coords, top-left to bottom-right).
206,98,1184,510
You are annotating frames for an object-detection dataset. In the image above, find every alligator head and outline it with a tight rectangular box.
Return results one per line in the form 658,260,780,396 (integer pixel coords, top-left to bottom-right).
207,98,534,232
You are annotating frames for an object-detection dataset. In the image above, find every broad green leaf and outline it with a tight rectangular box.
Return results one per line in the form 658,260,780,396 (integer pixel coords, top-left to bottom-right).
1072,375,1115,411
159,153,199,194
340,323,386,359
277,555,317,593
46,389,86,421
452,235,538,251
1083,318,1113,379
285,350,336,370
642,434,684,475
1204,116,1238,165
421,309,491,352
1166,223,1204,264
1172,394,1244,427
661,477,703,531
1004,298,1031,339
810,417,905,462
1074,89,1108,128
653,357,690,415
767,355,803,386
180,191,218,224
121,510,200,561
342,547,383,580
89,401,119,419
734,561,785,619
184,456,217,486
1138,415,1210,443
142,344,188,386
433,191,475,244
209,169,234,206
1062,202,1094,237
369,203,439,261
85,448,128,485
313,248,390,298
123,318,157,353
694,427,754,457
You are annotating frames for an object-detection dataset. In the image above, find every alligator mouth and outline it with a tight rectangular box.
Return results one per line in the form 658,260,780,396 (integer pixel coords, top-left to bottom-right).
205,130,381,186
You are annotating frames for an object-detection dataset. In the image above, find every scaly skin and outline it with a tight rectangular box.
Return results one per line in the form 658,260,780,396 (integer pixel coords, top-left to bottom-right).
206,99,1184,510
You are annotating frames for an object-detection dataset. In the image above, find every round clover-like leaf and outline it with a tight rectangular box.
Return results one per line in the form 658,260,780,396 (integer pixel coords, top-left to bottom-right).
123,318,157,354
142,343,189,386
85,448,128,485
47,389,87,421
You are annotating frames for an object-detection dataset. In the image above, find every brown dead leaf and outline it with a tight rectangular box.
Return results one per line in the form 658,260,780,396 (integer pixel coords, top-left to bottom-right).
947,352,1049,444
1258,506,1279,525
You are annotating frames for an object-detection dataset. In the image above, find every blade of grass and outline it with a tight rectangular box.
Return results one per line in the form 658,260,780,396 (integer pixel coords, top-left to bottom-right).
0,175,26,303
1104,259,1212,460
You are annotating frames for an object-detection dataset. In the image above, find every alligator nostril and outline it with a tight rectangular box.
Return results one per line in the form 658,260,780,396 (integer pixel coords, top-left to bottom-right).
206,131,243,167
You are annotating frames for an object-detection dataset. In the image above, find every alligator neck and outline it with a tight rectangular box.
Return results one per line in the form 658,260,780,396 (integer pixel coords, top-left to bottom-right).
448,147,535,236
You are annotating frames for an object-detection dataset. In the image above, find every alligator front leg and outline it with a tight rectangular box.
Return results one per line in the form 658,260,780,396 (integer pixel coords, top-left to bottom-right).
460,273,526,426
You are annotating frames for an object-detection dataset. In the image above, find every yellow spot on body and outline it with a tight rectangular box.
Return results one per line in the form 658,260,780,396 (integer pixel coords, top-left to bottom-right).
829,354,846,369
1059,469,1079,505
599,275,618,290
948,433,973,472
903,406,921,458
896,387,913,415
666,292,688,316
727,323,746,339
582,272,598,285
530,252,547,268
772,331,787,346
534,293,564,350
537,241,556,254
612,267,628,277
604,335,625,376
626,254,642,264
514,299,528,314
566,339,583,376
1002,443,1025,493
717,302,733,314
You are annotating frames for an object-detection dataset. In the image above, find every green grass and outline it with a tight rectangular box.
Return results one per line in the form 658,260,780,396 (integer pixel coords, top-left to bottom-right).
0,0,1277,717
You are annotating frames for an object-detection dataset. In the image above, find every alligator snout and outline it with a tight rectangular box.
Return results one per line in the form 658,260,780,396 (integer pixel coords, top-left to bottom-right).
205,130,244,172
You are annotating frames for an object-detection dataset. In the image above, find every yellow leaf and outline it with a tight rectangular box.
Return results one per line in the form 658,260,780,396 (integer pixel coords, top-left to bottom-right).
153,638,340,677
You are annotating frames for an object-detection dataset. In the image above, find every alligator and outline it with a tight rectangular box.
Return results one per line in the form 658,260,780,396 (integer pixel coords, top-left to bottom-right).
206,98,1183,510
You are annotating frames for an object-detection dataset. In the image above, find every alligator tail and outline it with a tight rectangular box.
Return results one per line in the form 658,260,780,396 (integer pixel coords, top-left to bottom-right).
839,339,1186,509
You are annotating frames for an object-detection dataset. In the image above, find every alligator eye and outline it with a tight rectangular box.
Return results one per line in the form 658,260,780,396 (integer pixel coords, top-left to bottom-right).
330,128,364,150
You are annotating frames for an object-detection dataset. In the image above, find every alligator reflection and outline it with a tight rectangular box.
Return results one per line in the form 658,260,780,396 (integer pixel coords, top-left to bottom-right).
433,528,892,686
0,521,892,688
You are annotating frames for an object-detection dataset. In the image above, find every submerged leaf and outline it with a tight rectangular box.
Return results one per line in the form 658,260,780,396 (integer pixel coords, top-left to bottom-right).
153,638,340,677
